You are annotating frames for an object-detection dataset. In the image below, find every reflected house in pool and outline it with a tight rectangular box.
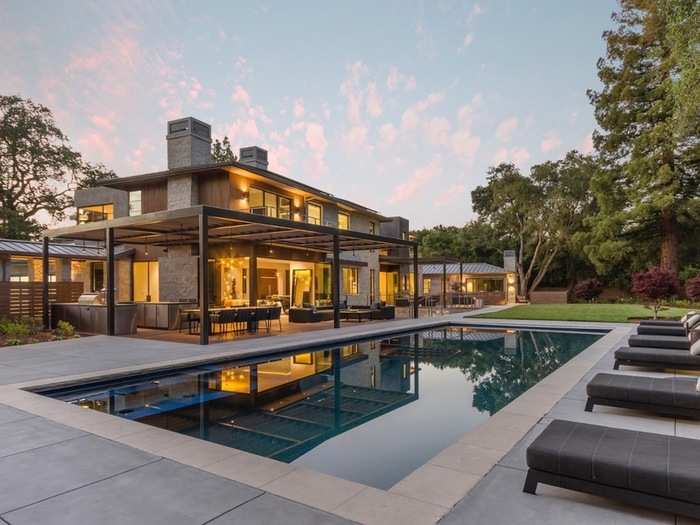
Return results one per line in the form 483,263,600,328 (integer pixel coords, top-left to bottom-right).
67,341,417,462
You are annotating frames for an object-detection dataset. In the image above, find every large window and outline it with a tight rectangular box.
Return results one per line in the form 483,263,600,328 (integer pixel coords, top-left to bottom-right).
90,262,104,292
248,187,291,220
133,261,159,302
337,212,349,230
129,191,142,216
78,204,113,224
314,263,331,305
9,260,29,282
422,278,431,294
342,267,359,295
466,278,504,293
292,269,312,306
306,203,322,225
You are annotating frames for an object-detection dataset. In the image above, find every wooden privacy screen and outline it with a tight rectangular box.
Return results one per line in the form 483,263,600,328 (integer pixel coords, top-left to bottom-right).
0,282,83,320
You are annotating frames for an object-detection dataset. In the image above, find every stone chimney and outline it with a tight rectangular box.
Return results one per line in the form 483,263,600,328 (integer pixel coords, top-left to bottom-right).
239,146,268,170
166,117,212,169
503,250,517,272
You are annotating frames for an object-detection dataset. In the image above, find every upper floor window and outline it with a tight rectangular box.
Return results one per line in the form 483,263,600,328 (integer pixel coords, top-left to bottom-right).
78,204,113,224
306,203,322,225
369,221,376,235
248,187,291,220
337,212,349,230
129,191,142,216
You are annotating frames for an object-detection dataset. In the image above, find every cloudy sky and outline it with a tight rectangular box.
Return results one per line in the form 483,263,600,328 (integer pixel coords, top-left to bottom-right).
1,0,616,228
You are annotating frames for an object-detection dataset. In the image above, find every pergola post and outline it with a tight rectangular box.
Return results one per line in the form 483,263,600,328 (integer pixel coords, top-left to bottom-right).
442,262,447,311
332,234,340,328
249,245,258,308
198,211,209,345
459,261,463,305
105,227,115,336
412,246,419,319
42,236,50,329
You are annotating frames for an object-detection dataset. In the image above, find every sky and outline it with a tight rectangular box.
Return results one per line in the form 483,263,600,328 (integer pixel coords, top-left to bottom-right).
1,0,617,228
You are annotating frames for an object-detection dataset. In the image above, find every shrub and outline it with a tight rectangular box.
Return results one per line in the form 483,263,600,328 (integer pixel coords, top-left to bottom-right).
686,274,700,302
55,320,75,338
0,319,31,340
631,267,680,318
573,278,603,302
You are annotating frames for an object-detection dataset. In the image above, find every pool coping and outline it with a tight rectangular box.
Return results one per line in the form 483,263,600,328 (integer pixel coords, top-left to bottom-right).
0,316,634,524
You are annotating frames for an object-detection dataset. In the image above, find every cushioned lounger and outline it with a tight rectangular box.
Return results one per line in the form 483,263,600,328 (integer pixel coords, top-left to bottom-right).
628,334,690,350
586,373,700,418
637,325,687,337
639,311,697,327
614,346,700,370
524,419,700,519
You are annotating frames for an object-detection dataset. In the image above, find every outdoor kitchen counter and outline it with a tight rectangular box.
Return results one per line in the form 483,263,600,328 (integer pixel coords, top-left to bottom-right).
134,301,195,330
51,303,137,335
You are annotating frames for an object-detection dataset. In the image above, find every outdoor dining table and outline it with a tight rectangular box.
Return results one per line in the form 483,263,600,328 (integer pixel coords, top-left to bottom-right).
181,306,272,335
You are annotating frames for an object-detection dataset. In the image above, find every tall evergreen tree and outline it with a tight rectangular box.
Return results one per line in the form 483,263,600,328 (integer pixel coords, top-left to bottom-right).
586,0,700,274
211,136,237,162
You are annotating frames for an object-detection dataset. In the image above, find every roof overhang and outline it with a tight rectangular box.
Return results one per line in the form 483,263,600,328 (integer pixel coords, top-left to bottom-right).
45,205,417,255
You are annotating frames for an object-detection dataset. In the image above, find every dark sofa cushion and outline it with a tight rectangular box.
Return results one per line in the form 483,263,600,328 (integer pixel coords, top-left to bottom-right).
615,346,700,366
629,334,690,350
527,419,700,505
637,325,687,337
587,373,700,410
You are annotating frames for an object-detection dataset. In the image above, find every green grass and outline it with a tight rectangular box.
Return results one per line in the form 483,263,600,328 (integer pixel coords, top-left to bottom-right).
474,303,692,323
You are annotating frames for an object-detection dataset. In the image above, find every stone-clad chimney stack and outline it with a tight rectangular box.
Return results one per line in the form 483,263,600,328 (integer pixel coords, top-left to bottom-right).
166,117,212,169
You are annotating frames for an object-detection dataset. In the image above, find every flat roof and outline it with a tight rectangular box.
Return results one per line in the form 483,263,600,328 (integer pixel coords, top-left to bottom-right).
102,162,389,221
45,205,416,254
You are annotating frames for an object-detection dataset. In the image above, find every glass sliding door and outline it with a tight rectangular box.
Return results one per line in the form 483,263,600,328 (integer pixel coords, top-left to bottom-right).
314,263,331,306
133,261,159,302
292,269,312,307
379,271,399,305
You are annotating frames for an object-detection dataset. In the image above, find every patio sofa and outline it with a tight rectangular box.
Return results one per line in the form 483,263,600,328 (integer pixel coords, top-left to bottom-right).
524,419,700,519
585,372,700,418
288,306,334,323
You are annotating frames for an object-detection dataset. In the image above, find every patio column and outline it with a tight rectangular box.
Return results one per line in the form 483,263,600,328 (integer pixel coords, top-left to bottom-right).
442,262,447,311
42,236,50,329
412,246,419,319
106,227,115,336
249,245,257,307
198,212,209,345
332,234,340,328
459,261,463,304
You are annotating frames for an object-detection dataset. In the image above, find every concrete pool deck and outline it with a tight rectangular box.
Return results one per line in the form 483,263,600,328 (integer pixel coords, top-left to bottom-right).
0,308,678,524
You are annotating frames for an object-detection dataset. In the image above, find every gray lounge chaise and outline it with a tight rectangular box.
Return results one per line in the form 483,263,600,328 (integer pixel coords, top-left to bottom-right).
628,333,693,350
614,346,700,370
637,314,700,337
524,419,700,519
586,373,700,418
639,311,698,327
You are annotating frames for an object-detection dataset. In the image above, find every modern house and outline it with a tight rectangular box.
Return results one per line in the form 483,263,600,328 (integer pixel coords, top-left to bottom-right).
41,117,420,343
420,251,518,305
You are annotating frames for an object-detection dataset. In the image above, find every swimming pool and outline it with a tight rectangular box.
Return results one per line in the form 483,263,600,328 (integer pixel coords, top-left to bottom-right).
42,326,602,489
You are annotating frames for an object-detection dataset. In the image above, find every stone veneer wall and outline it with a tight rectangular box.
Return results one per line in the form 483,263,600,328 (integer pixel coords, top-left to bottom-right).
158,246,198,302
167,175,199,209
117,259,131,302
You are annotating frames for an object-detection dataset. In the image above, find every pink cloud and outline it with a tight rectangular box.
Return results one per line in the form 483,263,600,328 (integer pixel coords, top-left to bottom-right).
579,132,594,154
425,117,451,146
378,123,397,148
268,144,291,174
79,130,114,162
90,113,116,131
540,132,562,153
293,98,305,119
512,147,530,166
232,85,251,106
434,184,466,206
495,116,518,142
343,125,368,151
492,146,530,168
389,159,441,204
366,82,382,118
226,119,260,146
401,92,444,131
305,123,327,155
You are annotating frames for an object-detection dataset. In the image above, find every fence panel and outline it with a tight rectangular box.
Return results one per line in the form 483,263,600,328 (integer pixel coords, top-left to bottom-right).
0,282,84,320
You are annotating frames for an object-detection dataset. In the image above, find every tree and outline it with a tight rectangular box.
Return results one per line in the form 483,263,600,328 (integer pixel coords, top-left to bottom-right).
412,221,505,266
686,274,700,302
586,0,700,274
211,136,237,162
0,95,115,239
631,267,679,318
472,153,595,298
573,278,604,303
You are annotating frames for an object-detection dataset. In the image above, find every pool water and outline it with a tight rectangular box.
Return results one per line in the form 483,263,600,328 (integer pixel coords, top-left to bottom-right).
44,326,601,489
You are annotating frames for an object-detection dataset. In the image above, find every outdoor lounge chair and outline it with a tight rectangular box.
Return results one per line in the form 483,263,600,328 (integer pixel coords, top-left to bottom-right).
628,330,697,351
637,314,700,337
614,346,700,370
524,419,700,519
585,372,700,418
639,311,698,327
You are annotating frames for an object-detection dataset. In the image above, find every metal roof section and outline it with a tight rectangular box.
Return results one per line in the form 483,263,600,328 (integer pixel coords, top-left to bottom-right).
420,262,508,275
0,238,133,259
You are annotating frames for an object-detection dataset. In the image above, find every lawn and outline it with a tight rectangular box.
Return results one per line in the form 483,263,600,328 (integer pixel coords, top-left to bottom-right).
474,303,693,323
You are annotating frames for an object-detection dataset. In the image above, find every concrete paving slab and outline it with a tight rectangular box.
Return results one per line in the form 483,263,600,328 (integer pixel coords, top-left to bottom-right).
335,486,446,525
202,451,295,488
2,459,262,525
0,434,157,514
0,416,85,458
209,493,354,525
438,465,674,525
0,404,33,425
389,464,480,508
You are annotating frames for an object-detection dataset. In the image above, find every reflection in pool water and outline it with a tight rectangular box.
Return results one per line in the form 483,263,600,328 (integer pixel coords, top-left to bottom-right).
45,327,601,489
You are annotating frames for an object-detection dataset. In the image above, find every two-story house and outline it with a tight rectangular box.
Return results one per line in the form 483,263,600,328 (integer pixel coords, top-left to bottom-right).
71,117,414,316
